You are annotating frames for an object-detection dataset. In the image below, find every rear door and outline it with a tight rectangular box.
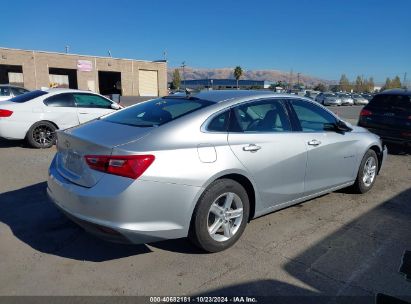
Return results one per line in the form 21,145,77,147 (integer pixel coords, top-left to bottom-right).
43,93,79,129
288,98,358,194
227,98,307,208
73,93,115,124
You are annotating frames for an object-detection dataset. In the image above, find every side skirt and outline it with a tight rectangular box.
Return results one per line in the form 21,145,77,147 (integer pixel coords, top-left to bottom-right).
253,181,355,219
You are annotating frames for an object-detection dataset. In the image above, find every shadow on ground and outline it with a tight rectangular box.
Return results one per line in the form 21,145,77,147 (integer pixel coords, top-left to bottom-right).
198,280,388,304
0,182,152,261
386,144,411,156
0,138,27,148
282,188,411,300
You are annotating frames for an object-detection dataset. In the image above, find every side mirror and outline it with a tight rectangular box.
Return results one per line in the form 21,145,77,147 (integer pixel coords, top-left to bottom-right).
111,103,121,110
324,120,352,133
335,120,353,132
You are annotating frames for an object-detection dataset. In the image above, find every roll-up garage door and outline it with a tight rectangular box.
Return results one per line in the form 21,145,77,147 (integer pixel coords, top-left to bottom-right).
139,70,158,96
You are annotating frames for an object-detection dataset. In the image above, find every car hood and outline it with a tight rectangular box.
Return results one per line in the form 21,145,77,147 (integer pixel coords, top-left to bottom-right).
349,125,369,133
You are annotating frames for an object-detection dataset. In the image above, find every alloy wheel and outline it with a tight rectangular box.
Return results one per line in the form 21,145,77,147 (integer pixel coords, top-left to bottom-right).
207,192,244,242
32,125,54,147
362,156,377,187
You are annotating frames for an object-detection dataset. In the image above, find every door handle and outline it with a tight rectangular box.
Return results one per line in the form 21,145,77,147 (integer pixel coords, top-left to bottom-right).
243,144,261,152
307,139,322,146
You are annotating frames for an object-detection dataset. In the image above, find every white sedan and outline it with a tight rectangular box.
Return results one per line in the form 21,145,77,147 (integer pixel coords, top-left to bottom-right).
0,84,30,101
0,89,122,148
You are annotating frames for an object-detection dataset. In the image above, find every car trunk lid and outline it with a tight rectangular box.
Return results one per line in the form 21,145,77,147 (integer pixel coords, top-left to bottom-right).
55,119,153,187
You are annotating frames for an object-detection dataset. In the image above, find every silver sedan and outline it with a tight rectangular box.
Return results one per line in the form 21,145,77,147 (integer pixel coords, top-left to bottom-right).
47,91,387,252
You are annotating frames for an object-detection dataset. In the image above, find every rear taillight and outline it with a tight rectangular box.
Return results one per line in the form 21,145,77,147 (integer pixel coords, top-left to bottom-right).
84,155,155,179
0,109,13,117
360,109,372,117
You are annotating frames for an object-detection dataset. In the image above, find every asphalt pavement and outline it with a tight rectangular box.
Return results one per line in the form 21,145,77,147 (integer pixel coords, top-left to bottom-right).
0,106,410,301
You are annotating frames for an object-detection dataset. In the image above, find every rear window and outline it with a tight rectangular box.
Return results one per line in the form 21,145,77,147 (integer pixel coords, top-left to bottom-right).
369,94,411,111
9,90,48,103
103,97,214,127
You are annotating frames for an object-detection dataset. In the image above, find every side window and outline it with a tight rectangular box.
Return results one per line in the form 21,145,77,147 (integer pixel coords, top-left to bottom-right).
230,99,291,133
73,94,112,108
207,110,229,132
290,99,337,132
44,93,76,107
0,87,10,96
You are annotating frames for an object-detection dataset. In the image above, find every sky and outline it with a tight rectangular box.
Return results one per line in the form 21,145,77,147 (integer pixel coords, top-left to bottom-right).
1,0,410,83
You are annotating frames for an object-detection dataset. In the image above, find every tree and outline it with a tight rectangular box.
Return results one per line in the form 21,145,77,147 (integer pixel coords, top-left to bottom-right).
269,84,277,90
354,76,364,92
172,69,181,90
391,76,402,89
313,83,327,92
366,77,375,93
382,77,392,91
339,74,351,92
233,66,243,89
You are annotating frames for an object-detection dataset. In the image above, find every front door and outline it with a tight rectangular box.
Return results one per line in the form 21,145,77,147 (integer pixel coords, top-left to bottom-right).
227,98,307,208
288,98,358,195
72,93,115,124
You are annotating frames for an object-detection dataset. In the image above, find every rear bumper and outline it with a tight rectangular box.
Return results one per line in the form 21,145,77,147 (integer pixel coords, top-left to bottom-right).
359,125,411,146
0,119,29,140
47,156,202,244
324,100,341,106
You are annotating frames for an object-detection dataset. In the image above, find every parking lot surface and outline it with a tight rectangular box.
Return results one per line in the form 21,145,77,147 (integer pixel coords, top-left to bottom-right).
0,106,410,299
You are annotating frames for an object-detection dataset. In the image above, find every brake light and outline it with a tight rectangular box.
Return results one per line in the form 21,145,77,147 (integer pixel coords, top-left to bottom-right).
360,109,372,117
85,155,155,179
0,109,13,117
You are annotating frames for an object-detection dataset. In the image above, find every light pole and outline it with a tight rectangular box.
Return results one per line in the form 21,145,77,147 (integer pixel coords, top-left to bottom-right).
181,61,186,90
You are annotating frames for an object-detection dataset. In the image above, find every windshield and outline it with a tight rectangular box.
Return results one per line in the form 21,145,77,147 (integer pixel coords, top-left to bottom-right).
103,97,214,127
9,90,48,103
324,93,335,97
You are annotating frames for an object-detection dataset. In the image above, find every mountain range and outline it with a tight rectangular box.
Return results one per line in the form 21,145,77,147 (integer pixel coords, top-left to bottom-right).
168,67,333,86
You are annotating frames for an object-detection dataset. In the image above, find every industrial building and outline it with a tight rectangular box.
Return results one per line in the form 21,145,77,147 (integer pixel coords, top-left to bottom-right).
0,47,167,97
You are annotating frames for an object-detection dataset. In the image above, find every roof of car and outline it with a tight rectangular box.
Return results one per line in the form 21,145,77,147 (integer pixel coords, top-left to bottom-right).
378,89,411,96
44,88,102,94
184,90,293,103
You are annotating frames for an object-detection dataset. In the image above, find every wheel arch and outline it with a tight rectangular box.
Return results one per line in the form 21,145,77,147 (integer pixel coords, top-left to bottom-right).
26,120,59,136
368,144,383,174
194,172,258,222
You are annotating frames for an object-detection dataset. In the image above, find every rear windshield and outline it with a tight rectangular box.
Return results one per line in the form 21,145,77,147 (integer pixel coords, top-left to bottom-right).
369,94,411,111
10,90,48,103
102,97,214,127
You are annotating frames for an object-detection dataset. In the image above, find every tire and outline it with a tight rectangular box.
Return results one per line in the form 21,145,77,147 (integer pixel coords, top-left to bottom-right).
353,149,378,194
26,121,57,149
189,179,250,252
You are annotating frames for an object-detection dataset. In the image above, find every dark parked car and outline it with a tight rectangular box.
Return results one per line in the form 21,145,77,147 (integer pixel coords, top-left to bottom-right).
358,89,411,147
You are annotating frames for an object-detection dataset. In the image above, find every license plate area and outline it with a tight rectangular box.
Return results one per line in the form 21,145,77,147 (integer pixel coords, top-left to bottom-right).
64,151,83,175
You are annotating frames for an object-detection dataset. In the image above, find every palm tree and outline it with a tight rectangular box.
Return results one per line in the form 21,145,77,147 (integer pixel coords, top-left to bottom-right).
234,66,243,90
